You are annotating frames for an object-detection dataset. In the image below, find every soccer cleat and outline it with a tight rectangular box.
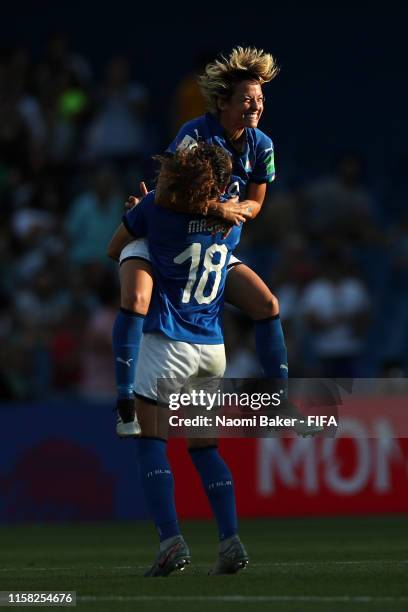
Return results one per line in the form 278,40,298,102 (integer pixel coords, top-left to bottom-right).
144,536,191,577
116,398,141,438
209,535,249,575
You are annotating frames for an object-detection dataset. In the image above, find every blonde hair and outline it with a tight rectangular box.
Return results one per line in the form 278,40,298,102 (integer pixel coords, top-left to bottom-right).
198,46,279,114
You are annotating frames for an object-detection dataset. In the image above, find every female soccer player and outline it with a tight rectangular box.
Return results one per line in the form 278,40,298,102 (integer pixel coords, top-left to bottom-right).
112,47,288,429
109,143,248,576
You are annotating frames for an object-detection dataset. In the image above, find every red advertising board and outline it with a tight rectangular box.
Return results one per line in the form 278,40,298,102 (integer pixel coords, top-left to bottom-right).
168,416,408,518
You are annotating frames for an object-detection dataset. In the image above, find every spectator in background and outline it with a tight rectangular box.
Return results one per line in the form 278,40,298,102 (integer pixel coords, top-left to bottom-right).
300,247,370,377
9,47,47,153
78,273,119,400
245,188,301,250
50,306,88,395
34,32,92,91
14,267,70,329
11,178,67,285
273,234,316,375
0,46,46,176
379,213,408,365
65,164,122,264
274,234,315,322
224,310,262,378
0,89,32,174
11,264,70,399
44,68,89,165
84,56,149,161
27,33,92,167
0,37,404,400
302,152,374,243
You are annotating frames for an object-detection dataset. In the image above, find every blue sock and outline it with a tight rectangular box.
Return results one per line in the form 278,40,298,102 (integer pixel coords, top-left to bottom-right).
255,314,289,379
189,446,237,541
112,308,144,399
137,438,180,542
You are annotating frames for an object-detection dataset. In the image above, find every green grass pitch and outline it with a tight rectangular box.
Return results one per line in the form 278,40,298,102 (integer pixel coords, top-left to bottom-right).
0,517,407,611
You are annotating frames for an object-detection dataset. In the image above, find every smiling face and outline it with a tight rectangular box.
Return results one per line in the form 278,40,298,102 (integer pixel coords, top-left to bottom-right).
217,79,265,136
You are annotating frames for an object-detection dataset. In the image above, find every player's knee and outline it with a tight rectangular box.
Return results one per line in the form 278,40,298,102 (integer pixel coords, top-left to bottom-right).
253,292,280,320
121,287,150,315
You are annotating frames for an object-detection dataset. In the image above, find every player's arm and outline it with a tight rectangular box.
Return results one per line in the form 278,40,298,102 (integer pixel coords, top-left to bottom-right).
209,133,275,222
240,182,267,219
107,194,150,260
164,122,251,223
235,134,275,219
125,181,148,210
205,182,266,223
206,197,253,225
107,224,134,261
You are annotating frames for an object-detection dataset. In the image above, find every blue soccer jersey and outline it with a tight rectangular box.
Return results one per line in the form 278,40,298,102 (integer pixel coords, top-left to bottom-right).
123,192,242,344
167,113,275,200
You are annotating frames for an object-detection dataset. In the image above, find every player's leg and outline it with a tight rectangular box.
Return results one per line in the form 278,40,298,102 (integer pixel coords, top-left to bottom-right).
136,400,190,576
134,334,198,575
188,344,248,574
188,437,248,574
225,263,321,435
188,438,237,543
225,262,288,381
112,240,153,436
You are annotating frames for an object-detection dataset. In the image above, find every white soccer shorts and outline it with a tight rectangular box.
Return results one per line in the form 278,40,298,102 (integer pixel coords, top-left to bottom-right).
119,239,242,269
227,254,241,269
134,333,226,403
119,239,150,265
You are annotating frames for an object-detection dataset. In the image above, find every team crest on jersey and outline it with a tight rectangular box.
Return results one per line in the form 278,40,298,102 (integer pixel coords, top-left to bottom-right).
244,158,252,172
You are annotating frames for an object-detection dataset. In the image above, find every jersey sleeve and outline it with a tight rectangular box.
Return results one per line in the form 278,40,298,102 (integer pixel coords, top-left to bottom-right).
251,133,276,184
166,120,200,153
122,193,151,238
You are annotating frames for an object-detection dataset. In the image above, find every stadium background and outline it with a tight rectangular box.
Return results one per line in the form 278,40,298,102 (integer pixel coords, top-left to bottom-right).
1,2,407,528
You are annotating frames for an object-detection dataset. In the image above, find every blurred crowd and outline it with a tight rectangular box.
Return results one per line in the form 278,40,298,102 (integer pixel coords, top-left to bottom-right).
1,36,407,401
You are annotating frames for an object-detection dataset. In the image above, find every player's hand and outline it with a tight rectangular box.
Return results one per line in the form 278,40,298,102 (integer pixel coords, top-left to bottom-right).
125,182,148,210
216,197,253,225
